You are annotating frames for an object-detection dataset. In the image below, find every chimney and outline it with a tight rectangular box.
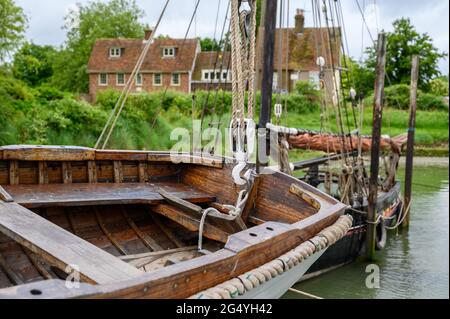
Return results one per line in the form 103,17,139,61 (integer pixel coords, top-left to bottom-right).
294,9,305,34
144,28,154,41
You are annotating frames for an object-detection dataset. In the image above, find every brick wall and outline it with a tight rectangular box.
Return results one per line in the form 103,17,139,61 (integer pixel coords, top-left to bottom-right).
89,72,191,101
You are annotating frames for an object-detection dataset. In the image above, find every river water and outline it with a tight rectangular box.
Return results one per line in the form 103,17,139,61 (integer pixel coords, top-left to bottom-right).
283,161,449,299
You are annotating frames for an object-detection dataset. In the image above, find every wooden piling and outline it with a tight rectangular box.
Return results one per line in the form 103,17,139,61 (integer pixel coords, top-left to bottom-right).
366,33,387,261
402,55,420,229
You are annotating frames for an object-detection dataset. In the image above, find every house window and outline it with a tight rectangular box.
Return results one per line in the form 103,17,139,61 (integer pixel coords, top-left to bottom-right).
272,72,278,90
109,47,121,58
163,47,175,58
171,73,180,86
153,73,162,86
117,73,125,86
202,69,231,82
99,73,108,86
309,71,320,90
136,73,143,86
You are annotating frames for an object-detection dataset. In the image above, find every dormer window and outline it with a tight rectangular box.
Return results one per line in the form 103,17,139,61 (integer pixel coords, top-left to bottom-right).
110,47,121,58
163,47,175,58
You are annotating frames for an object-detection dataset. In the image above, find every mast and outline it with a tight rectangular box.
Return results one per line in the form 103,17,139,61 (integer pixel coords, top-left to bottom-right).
257,0,278,172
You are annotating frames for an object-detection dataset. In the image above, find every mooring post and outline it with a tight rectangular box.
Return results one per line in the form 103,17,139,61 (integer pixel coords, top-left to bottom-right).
366,32,387,261
402,55,420,229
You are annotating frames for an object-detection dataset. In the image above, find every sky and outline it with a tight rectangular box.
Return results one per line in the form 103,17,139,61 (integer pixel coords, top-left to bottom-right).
15,0,449,74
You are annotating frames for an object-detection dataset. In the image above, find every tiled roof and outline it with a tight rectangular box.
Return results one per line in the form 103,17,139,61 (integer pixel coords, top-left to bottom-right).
272,27,342,71
192,51,231,81
87,38,199,73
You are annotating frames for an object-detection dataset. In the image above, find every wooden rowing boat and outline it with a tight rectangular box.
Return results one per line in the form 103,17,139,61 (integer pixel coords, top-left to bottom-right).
0,145,350,299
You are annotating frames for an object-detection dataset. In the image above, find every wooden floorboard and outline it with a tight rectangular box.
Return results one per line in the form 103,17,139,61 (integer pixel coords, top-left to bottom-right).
0,202,143,285
3,182,215,208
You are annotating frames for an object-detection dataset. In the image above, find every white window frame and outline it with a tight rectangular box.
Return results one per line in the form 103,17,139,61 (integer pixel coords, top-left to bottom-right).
98,73,108,86
202,69,231,82
153,73,162,86
109,47,121,58
171,73,180,86
116,73,125,86
135,73,143,86
163,47,175,58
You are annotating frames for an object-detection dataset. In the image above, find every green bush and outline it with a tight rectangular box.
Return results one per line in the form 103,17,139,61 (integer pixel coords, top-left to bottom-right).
429,78,449,97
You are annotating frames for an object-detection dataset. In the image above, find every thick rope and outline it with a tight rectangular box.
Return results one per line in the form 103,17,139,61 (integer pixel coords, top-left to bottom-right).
190,215,353,299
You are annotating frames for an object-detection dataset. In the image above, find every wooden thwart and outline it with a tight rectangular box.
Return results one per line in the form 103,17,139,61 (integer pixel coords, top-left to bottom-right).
3,183,215,208
0,202,143,285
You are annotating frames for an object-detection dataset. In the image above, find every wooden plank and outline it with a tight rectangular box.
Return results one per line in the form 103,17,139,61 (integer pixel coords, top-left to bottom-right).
148,152,224,168
0,251,24,285
113,161,123,183
119,246,198,261
122,209,162,251
94,208,128,255
0,202,143,285
159,188,203,214
1,146,95,161
4,183,215,209
96,150,148,161
23,248,55,280
87,161,97,183
62,162,72,184
241,177,261,222
0,186,13,202
9,160,19,185
152,204,230,244
38,161,49,184
151,214,184,248
138,162,148,183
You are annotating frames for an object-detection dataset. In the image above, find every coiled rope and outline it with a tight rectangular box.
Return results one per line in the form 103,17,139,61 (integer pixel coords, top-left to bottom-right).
190,214,353,299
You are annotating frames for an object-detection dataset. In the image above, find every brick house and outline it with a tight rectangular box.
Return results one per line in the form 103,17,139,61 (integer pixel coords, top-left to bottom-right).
191,52,232,91
87,30,200,100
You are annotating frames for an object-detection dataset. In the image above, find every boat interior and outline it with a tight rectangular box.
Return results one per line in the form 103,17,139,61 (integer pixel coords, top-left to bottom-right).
0,146,344,298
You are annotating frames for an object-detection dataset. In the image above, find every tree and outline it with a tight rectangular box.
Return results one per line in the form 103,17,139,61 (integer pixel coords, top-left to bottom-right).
200,38,221,52
52,0,145,93
341,56,376,97
0,0,27,61
365,18,447,90
12,42,57,86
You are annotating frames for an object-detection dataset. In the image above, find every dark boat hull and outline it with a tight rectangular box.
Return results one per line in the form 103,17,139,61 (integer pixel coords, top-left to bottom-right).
302,182,402,280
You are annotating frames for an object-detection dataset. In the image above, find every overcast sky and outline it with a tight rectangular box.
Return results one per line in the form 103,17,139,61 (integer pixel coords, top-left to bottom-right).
15,0,449,73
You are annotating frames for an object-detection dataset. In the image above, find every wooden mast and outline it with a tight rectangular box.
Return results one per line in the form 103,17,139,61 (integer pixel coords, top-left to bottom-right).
257,0,278,173
403,55,419,229
366,32,387,261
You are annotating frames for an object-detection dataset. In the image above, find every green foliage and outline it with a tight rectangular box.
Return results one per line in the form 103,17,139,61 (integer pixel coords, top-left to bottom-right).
365,18,447,90
0,0,27,61
365,84,448,111
12,42,57,86
341,56,375,97
429,77,449,97
52,0,145,93
200,38,221,51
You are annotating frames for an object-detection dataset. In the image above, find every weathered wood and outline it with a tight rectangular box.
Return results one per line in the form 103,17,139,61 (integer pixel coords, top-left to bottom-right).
87,161,97,183
0,250,24,285
138,162,148,183
9,160,19,185
0,202,143,284
1,146,95,161
152,204,230,244
290,184,321,210
38,161,49,185
151,214,184,248
62,162,72,184
94,208,128,255
113,161,123,183
23,249,55,280
4,183,215,208
367,32,387,261
158,188,203,214
148,152,224,168
0,186,13,202
119,246,198,261
241,177,261,222
403,55,419,229
96,150,148,161
122,209,162,251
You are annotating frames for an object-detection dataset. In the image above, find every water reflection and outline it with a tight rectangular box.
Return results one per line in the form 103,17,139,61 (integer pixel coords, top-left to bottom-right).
284,165,449,299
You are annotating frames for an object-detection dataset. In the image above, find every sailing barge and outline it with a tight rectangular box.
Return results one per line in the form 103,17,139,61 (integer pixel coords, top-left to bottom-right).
0,146,351,299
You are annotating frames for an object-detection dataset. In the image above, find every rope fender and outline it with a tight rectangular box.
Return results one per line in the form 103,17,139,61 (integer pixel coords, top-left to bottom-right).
189,215,353,299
